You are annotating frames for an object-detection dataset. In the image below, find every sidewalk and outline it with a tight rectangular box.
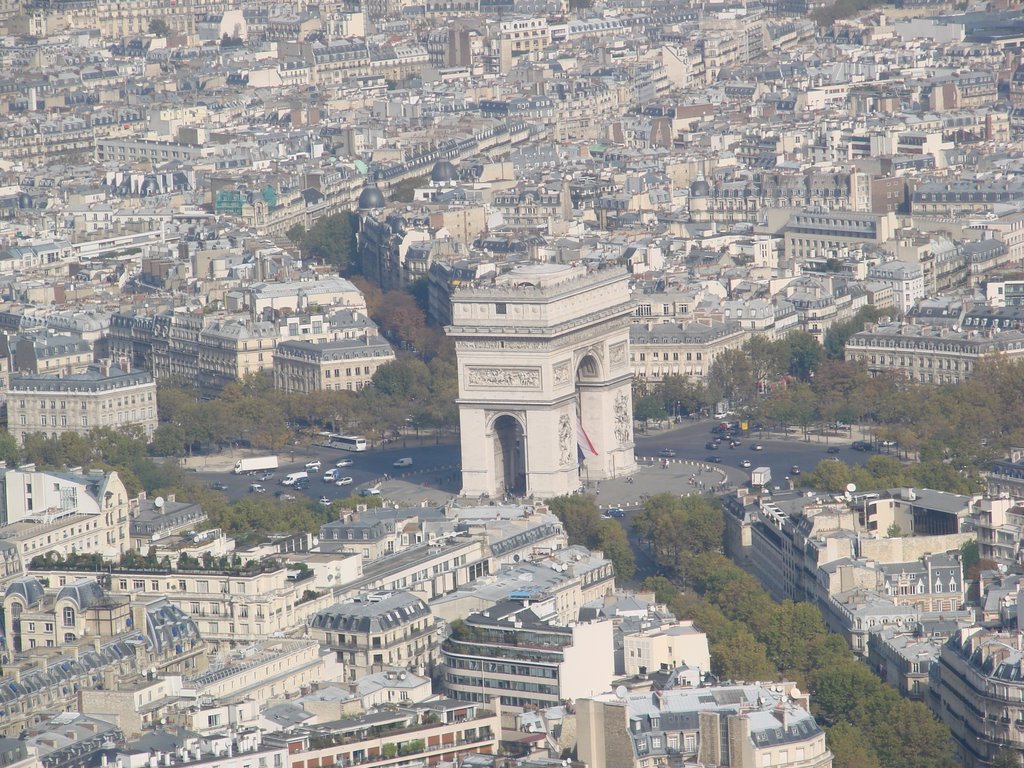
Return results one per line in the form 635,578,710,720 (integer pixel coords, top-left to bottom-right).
586,457,745,509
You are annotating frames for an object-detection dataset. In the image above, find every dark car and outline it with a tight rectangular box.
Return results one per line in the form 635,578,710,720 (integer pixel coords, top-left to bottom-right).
827,446,841,454
706,455,723,463
607,508,626,519
658,449,677,458
294,478,310,490
791,465,801,475
852,441,873,452
705,441,719,450
211,481,229,491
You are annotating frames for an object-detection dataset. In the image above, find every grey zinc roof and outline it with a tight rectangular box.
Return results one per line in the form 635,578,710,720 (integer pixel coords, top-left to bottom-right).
310,592,430,634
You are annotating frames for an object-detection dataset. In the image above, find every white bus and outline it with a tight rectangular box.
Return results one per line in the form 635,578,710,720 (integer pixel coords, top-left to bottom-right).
320,433,368,452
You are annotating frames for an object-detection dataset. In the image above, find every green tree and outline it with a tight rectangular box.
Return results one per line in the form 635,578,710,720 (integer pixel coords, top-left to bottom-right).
0,431,19,467
785,331,823,381
707,348,757,408
151,423,187,457
596,519,635,580
148,18,170,35
744,336,789,394
827,723,881,768
656,375,711,417
547,495,603,549
292,212,359,272
991,749,1021,768
824,307,884,360
633,395,667,430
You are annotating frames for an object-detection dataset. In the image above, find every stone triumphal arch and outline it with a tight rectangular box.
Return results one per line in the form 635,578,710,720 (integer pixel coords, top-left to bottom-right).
447,263,637,499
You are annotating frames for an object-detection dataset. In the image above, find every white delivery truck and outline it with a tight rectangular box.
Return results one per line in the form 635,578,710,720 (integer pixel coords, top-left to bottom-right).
232,456,279,475
282,471,308,487
751,467,772,487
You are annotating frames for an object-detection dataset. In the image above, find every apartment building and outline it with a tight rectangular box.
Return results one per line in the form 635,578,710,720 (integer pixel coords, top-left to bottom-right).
622,622,711,677
440,596,614,709
273,336,394,393
108,308,373,396
187,639,324,705
629,320,746,382
726,490,971,655
309,592,438,682
6,361,157,445
3,331,94,376
491,18,550,73
268,700,499,768
1,574,205,677
0,466,132,563
431,548,615,626
845,322,1024,383
974,495,1024,564
867,260,925,315
781,209,897,262
931,627,1024,768
29,563,333,645
577,682,832,768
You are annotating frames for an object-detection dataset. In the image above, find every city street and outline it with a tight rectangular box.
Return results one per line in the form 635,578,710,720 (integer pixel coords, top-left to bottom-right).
189,418,876,506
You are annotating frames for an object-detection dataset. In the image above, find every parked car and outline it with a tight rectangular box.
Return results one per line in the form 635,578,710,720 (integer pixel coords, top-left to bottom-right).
249,483,265,494
827,446,841,454
335,476,354,486
607,507,626,519
336,458,354,467
318,496,332,506
790,465,801,476
658,448,677,458
852,441,873,452
305,459,322,470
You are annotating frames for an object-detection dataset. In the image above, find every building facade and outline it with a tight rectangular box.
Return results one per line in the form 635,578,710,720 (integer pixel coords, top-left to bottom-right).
6,361,157,445
309,592,437,682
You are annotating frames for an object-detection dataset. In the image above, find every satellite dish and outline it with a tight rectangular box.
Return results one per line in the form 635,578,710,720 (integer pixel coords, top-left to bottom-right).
615,685,627,699
154,496,165,509
790,686,801,699
845,483,856,494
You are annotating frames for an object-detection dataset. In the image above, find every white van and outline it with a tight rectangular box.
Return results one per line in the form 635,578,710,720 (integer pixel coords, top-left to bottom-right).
393,457,413,468
282,471,308,487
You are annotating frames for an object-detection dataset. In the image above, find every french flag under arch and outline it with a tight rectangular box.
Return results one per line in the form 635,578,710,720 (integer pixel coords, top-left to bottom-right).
577,421,598,463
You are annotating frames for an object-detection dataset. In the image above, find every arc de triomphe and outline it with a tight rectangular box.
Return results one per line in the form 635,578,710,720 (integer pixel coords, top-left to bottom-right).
446,263,637,499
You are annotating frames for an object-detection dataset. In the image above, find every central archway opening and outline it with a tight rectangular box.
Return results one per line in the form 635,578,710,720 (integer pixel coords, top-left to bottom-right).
493,415,526,497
